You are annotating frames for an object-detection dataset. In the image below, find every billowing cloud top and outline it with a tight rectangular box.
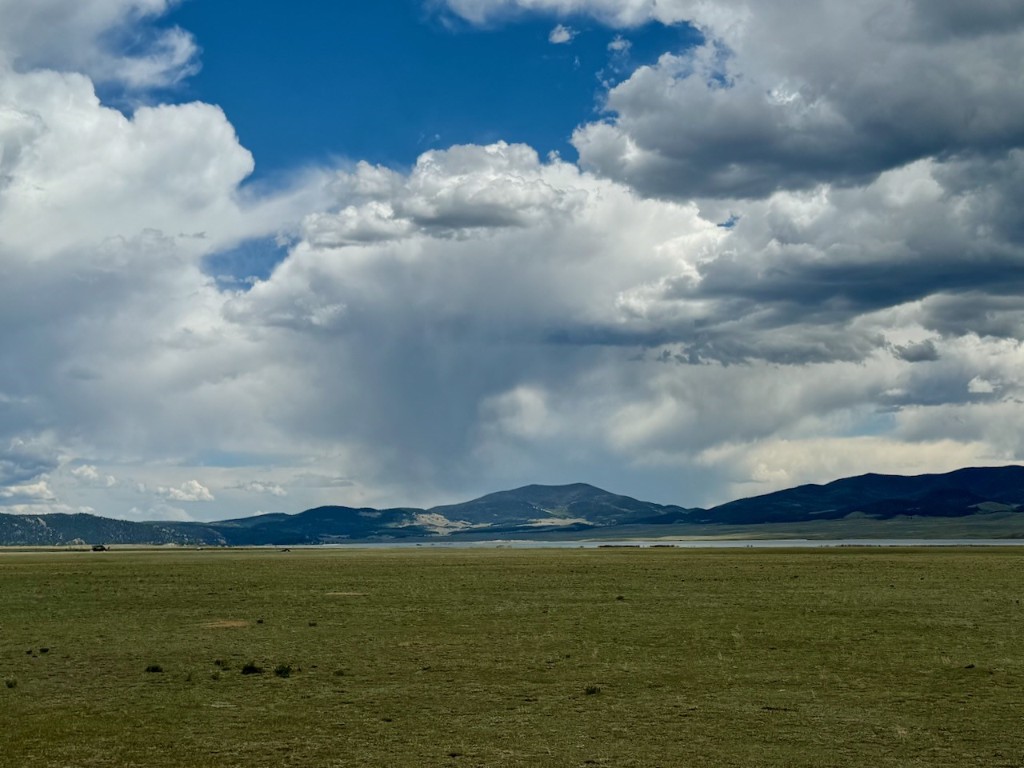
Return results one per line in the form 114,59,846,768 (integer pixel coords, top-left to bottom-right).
0,0,1022,520
0,0,198,88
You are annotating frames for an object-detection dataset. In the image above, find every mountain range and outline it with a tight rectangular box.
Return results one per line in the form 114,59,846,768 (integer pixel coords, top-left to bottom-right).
2,465,1024,547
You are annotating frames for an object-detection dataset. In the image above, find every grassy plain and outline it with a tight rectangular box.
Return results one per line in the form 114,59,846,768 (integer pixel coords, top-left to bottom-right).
1,547,1022,767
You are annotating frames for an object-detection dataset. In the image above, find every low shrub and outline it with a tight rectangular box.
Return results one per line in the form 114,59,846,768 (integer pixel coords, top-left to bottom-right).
241,661,263,675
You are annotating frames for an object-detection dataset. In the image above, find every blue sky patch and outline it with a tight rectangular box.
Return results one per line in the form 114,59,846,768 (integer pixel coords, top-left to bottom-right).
164,1,700,180
203,235,290,288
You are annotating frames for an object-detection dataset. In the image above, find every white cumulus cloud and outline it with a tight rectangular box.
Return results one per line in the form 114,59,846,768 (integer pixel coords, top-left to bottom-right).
71,465,118,488
156,480,215,502
0,480,56,502
0,0,198,88
237,481,288,497
548,24,576,44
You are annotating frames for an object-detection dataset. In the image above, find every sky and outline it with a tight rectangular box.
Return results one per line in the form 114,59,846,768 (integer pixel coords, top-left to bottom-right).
1,0,1023,522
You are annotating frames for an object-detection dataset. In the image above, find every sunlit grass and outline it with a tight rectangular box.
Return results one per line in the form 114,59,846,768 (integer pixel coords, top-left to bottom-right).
2,547,1022,767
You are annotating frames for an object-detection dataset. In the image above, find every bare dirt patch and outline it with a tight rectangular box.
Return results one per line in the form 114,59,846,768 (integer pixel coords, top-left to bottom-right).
202,619,250,629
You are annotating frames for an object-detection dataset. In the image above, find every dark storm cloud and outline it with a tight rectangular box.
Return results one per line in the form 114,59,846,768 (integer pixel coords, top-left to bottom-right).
0,441,57,486
695,249,1024,321
903,0,1024,40
568,2,1024,199
893,340,940,363
917,294,1024,340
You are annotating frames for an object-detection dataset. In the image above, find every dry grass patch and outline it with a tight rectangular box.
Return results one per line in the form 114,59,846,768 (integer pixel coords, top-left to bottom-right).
201,619,250,629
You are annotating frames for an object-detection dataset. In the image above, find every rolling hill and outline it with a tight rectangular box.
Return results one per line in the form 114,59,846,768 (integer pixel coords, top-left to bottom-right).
1,466,1023,546
680,465,1024,525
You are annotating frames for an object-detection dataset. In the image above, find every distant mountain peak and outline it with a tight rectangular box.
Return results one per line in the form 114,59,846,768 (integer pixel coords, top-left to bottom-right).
694,464,1024,525
2,465,1022,546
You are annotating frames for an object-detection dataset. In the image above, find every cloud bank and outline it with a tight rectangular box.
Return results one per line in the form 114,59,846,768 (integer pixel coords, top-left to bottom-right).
0,0,1022,519
448,0,1024,198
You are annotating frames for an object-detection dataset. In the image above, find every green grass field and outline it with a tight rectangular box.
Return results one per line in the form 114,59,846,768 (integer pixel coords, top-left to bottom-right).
2,547,1022,767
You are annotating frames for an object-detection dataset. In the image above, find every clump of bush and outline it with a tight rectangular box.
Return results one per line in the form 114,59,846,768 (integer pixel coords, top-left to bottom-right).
274,664,292,678
241,661,263,675
5,679,16,689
